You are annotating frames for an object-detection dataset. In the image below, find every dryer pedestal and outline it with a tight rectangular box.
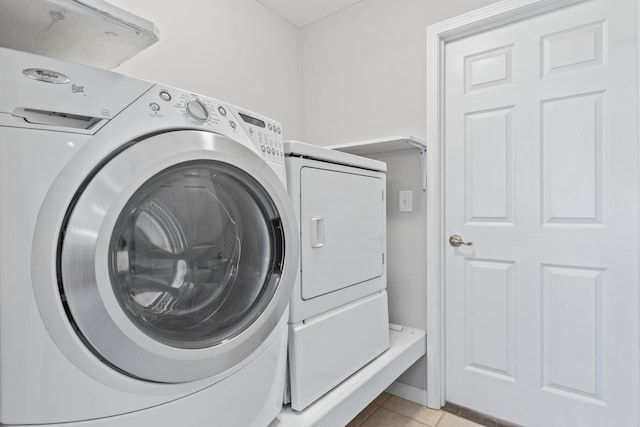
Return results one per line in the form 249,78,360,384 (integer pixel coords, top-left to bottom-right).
288,291,389,411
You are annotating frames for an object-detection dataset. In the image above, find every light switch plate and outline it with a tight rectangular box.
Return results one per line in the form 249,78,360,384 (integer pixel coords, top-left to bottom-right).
399,190,413,212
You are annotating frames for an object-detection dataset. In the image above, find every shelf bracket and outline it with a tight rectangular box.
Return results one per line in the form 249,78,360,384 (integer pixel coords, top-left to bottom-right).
405,141,427,192
328,135,427,191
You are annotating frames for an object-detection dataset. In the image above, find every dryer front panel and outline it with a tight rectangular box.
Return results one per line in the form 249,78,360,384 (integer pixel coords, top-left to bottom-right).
299,167,384,300
53,131,298,383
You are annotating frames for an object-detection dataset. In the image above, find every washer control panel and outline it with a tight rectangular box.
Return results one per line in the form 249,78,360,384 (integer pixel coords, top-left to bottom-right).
236,111,284,163
145,86,284,165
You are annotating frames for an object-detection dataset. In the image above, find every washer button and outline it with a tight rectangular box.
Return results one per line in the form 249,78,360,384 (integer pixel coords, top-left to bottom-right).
218,106,227,116
277,127,281,134
229,120,236,129
159,91,171,101
149,102,160,111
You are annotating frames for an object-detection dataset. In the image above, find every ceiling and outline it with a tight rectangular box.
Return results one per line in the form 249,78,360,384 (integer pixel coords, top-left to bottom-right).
256,0,363,27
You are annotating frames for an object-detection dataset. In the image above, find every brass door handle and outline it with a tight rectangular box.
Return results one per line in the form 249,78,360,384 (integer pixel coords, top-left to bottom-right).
449,234,472,247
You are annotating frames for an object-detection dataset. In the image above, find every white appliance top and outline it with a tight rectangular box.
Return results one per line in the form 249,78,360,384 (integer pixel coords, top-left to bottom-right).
285,140,386,172
0,47,154,123
0,47,285,167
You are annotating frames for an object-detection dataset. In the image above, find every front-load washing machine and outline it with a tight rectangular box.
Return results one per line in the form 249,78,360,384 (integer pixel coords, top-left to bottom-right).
0,47,298,427
284,141,390,411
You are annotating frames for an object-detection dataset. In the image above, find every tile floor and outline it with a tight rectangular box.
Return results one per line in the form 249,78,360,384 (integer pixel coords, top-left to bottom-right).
347,393,484,427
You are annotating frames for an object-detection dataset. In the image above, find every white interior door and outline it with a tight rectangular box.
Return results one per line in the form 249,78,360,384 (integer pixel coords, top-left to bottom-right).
444,1,638,425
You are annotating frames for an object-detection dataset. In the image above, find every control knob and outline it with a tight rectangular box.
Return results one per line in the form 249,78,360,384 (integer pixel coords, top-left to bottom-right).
185,98,209,121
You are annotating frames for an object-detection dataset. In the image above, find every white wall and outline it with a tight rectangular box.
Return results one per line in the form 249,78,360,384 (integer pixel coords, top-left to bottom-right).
300,0,501,146
299,0,501,396
369,148,429,394
108,0,302,140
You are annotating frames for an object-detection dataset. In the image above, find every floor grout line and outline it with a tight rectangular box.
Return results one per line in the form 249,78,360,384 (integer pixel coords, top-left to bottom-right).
358,402,441,427
379,406,432,426
353,393,493,427
356,404,378,427
432,410,445,427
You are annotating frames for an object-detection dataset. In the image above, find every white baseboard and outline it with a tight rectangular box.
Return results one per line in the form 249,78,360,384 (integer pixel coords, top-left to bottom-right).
385,381,428,406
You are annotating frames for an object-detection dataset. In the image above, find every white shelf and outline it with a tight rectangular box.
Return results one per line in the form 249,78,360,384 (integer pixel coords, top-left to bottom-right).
273,325,426,427
0,0,159,69
329,136,428,191
328,135,426,155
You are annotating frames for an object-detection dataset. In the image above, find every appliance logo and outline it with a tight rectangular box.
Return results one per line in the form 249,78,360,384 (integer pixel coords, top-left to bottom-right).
22,68,71,84
72,84,85,94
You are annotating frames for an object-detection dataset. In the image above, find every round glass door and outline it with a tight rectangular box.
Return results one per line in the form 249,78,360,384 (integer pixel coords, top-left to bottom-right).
109,160,284,349
53,131,297,382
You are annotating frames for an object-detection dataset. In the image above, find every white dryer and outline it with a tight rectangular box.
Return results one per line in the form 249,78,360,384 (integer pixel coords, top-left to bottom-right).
284,141,390,411
0,47,298,427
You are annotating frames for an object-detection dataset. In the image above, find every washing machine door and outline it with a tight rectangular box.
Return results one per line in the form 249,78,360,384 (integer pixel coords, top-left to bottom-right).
58,131,298,383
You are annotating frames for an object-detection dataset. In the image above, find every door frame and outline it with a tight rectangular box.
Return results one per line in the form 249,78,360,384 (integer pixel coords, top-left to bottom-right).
424,0,640,410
